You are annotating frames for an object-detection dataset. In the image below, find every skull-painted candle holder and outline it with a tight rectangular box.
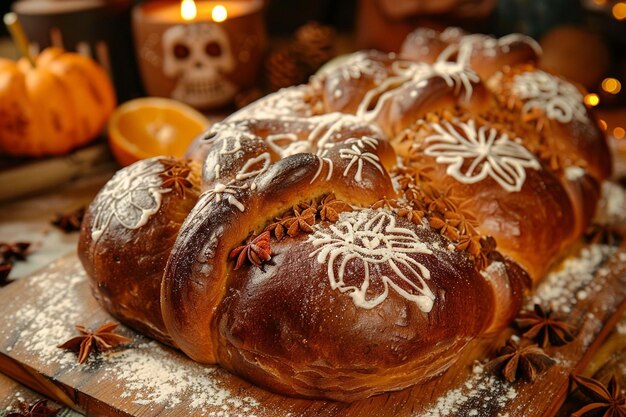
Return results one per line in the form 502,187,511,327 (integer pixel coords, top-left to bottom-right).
132,0,266,110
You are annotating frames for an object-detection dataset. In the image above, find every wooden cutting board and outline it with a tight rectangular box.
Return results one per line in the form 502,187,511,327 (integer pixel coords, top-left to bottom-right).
0,242,625,417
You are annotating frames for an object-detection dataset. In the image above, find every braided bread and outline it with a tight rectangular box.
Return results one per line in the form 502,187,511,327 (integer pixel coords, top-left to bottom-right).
78,28,610,401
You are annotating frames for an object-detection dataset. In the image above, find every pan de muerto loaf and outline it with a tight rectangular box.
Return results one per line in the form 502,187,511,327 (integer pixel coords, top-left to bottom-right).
78,28,609,401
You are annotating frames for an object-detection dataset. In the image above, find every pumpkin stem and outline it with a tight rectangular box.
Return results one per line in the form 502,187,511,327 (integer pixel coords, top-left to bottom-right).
3,13,35,67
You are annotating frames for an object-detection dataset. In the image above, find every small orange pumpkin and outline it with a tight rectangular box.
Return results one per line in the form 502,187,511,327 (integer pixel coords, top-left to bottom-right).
0,47,116,157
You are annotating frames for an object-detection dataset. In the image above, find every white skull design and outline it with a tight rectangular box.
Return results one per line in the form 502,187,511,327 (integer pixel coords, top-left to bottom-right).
162,23,237,108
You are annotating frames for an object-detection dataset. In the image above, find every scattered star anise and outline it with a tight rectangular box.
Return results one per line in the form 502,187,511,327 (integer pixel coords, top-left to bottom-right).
422,186,459,213
161,169,193,197
516,304,574,348
397,204,426,225
0,242,31,261
571,374,626,417
0,260,12,286
584,225,624,247
6,399,62,417
472,235,499,270
395,173,415,191
429,213,461,241
51,207,85,233
456,234,482,257
0,241,31,285
318,194,351,222
265,219,288,241
159,160,193,197
404,185,426,205
371,196,398,211
280,206,316,237
57,322,132,364
443,210,479,236
486,340,555,383
230,231,272,270
398,163,434,184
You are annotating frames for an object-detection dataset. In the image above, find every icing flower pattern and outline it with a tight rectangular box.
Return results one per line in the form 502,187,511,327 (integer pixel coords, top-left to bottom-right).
91,158,170,241
423,119,541,192
511,70,588,124
309,210,435,312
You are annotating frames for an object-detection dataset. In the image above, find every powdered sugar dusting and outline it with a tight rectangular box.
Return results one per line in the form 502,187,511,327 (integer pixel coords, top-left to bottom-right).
416,363,517,417
101,341,259,415
0,259,262,416
529,244,615,313
6,267,85,369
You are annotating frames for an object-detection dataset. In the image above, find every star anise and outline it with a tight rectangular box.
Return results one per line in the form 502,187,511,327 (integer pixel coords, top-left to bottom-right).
280,206,316,237
159,158,188,172
400,164,434,184
443,210,479,236
422,185,458,213
429,213,461,241
318,194,351,222
58,322,132,364
516,304,574,348
394,173,414,191
404,185,426,206
584,225,624,247
159,160,193,197
161,170,193,197
51,207,85,233
371,196,398,211
0,242,31,261
471,235,500,269
456,234,482,257
265,219,288,241
6,399,62,417
571,374,626,417
486,340,555,383
397,204,426,225
230,231,272,270
0,260,13,286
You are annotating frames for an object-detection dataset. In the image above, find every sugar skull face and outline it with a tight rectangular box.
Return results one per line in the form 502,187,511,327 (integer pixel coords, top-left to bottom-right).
162,23,237,108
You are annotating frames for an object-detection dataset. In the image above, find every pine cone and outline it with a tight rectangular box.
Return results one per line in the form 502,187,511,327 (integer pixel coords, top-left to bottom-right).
293,21,336,70
234,87,264,109
265,48,308,92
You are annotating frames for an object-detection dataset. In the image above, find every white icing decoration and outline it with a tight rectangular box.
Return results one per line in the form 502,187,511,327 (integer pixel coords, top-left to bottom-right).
311,156,334,184
356,59,479,120
437,33,541,66
308,113,345,150
220,134,243,155
430,61,480,103
308,210,435,312
202,181,247,212
498,33,542,56
266,133,312,157
423,119,541,192
345,136,378,149
511,70,588,124
236,152,271,181
339,137,385,182
337,52,387,84
565,166,586,181
91,159,170,241
228,85,313,121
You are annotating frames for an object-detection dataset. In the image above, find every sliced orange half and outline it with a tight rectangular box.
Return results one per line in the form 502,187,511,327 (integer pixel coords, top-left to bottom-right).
108,97,210,166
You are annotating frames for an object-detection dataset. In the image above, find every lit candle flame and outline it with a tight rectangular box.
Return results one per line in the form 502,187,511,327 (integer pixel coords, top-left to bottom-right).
181,0,197,21
212,5,228,22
